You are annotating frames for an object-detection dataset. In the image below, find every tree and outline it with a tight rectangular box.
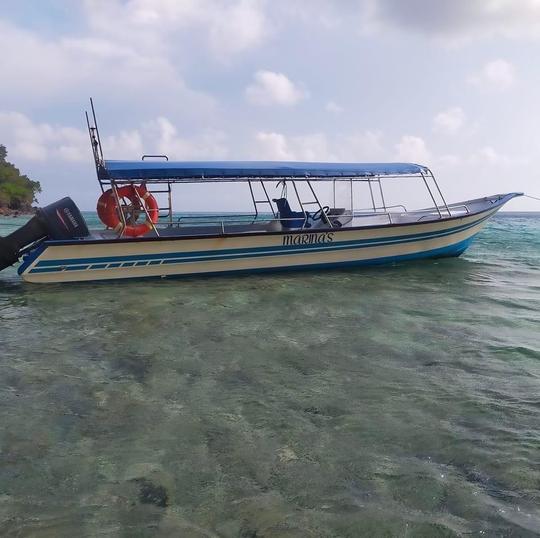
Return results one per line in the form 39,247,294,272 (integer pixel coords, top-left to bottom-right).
0,145,41,210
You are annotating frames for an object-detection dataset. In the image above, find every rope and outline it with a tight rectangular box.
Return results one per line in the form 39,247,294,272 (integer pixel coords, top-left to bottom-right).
524,194,540,202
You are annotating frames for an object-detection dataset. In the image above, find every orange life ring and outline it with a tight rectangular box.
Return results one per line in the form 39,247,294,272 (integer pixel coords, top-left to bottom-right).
96,185,159,237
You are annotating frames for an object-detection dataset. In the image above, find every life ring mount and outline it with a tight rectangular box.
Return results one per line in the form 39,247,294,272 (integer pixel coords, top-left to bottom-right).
97,185,159,237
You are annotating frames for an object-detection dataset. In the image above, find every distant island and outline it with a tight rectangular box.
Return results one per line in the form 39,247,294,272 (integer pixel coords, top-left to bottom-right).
0,145,41,215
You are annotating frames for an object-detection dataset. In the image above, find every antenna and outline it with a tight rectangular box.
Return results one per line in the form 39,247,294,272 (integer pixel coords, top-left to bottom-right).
90,97,104,161
86,98,106,191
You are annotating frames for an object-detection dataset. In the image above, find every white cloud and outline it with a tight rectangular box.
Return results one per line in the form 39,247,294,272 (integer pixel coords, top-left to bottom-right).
325,101,344,114
339,131,385,160
277,1,344,29
255,132,296,160
208,0,269,56
476,146,507,164
84,0,269,59
0,20,216,116
142,118,229,159
0,111,228,163
438,154,461,166
433,107,466,134
0,21,79,100
102,130,145,160
469,146,526,166
254,132,330,160
0,112,88,162
469,59,516,90
0,0,268,110
254,130,385,161
395,135,431,164
246,71,307,106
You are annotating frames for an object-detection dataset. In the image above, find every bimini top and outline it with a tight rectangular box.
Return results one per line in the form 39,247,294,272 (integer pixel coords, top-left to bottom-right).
100,160,430,181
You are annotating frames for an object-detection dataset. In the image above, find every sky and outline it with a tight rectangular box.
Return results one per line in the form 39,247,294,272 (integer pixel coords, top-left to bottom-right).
1,0,540,211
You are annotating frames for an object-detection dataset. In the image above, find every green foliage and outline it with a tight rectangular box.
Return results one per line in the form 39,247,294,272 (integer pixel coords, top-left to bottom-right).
0,145,41,210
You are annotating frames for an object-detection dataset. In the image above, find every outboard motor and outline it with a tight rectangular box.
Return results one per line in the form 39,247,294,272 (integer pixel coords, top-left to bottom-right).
0,197,89,271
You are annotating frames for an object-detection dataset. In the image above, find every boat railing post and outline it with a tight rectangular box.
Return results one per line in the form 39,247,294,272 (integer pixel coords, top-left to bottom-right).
350,177,354,216
260,180,277,217
368,178,376,212
308,178,332,227
428,169,451,217
377,176,387,211
291,180,308,229
420,171,443,219
248,180,259,219
167,182,173,225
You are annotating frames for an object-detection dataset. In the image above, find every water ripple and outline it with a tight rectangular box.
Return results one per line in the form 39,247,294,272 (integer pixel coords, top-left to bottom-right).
0,213,539,536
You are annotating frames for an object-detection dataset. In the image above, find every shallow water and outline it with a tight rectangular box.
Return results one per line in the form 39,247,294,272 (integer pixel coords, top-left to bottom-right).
0,213,539,537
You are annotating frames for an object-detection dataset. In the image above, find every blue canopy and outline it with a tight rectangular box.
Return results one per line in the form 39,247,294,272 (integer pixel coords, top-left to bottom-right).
101,160,429,181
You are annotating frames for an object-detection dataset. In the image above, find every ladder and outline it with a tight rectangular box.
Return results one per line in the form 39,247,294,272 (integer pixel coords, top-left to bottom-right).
248,180,277,218
140,156,173,224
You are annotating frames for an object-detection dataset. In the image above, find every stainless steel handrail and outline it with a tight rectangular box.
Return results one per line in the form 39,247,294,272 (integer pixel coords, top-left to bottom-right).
353,204,407,213
177,213,264,220
167,216,315,226
446,204,470,214
153,214,339,235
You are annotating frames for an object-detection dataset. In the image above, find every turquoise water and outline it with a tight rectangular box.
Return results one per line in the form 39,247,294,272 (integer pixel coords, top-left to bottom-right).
0,213,539,537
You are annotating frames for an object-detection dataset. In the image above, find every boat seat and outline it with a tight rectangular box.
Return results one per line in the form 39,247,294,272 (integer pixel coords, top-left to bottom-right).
272,198,310,229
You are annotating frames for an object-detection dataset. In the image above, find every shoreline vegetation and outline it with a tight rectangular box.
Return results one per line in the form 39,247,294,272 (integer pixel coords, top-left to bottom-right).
0,207,35,217
0,145,40,217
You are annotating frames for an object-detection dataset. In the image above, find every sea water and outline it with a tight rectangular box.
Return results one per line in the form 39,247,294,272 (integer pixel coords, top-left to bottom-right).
0,213,538,537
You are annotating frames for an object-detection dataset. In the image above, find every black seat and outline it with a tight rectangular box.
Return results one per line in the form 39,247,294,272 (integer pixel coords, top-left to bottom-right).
273,198,310,229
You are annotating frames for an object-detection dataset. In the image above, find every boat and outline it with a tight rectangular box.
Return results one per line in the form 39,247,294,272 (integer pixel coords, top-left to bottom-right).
0,102,522,284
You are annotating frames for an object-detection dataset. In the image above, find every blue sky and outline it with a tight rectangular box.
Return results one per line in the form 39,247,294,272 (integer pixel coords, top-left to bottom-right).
1,0,540,210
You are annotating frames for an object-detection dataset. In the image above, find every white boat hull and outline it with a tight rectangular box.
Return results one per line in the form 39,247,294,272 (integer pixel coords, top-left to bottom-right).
18,195,515,284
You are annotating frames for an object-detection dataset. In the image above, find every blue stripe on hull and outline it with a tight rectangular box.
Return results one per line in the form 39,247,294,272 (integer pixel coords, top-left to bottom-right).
194,237,474,275
166,237,475,279
24,236,475,281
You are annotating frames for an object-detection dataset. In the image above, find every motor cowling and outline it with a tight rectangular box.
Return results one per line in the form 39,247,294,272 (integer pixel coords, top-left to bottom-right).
0,197,89,272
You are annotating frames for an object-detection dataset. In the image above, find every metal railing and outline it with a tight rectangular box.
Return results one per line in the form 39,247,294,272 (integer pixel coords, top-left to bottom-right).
102,202,473,238
139,213,342,235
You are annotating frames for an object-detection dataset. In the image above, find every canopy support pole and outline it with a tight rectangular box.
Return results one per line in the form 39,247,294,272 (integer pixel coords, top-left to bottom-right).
291,179,333,228
291,180,309,229
377,177,387,211
420,172,443,219
368,179,376,211
428,170,451,217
